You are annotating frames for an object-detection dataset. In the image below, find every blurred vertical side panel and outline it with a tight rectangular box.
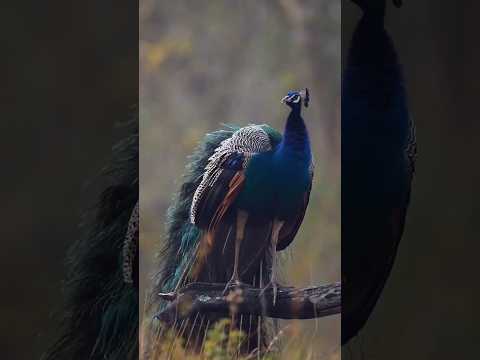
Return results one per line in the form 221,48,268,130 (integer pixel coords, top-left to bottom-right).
342,0,480,358
1,1,139,359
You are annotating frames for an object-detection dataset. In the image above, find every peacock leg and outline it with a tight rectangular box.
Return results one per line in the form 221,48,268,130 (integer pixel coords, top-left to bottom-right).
261,218,284,305
223,209,249,294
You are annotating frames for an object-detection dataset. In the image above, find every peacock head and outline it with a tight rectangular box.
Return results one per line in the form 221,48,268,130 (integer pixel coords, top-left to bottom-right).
281,88,310,111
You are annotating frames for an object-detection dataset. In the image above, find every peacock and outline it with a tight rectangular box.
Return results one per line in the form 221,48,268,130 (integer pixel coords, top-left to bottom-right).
43,120,139,360
147,89,314,355
342,0,416,345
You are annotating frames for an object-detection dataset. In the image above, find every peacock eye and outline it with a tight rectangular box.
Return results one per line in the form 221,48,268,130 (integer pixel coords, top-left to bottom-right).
281,90,304,104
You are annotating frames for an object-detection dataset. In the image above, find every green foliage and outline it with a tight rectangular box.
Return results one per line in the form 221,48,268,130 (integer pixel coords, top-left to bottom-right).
151,318,342,360
203,319,245,359
153,319,257,360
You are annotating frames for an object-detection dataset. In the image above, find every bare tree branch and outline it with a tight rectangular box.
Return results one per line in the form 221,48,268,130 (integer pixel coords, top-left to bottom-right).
154,282,340,324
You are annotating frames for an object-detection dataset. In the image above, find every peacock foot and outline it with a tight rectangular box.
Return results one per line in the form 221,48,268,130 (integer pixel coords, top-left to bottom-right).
222,278,246,296
259,280,280,306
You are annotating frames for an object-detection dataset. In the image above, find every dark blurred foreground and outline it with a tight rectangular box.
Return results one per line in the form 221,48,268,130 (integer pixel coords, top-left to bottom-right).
342,1,480,358
1,1,137,359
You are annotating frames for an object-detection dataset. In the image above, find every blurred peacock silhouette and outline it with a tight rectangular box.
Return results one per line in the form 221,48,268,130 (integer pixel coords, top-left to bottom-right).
342,0,416,345
146,89,314,355
43,121,139,360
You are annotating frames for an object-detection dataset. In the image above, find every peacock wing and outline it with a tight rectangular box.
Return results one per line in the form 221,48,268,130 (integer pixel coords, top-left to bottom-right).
187,125,276,283
190,125,275,234
123,201,139,287
277,160,314,251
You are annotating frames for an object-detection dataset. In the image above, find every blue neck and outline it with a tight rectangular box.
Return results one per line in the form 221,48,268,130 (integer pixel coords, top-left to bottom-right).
276,108,311,160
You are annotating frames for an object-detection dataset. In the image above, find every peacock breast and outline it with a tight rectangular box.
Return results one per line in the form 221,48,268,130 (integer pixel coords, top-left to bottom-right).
237,151,310,218
236,152,276,214
272,154,311,217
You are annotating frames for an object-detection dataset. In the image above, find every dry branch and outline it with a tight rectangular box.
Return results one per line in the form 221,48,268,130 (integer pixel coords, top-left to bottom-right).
155,282,341,324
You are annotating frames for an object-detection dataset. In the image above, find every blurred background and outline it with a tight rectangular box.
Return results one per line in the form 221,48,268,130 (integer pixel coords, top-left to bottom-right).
342,1,480,359
140,0,340,358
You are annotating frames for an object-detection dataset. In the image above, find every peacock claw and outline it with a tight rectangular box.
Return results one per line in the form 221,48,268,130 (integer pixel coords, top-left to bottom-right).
158,291,177,301
260,281,279,306
222,278,245,296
